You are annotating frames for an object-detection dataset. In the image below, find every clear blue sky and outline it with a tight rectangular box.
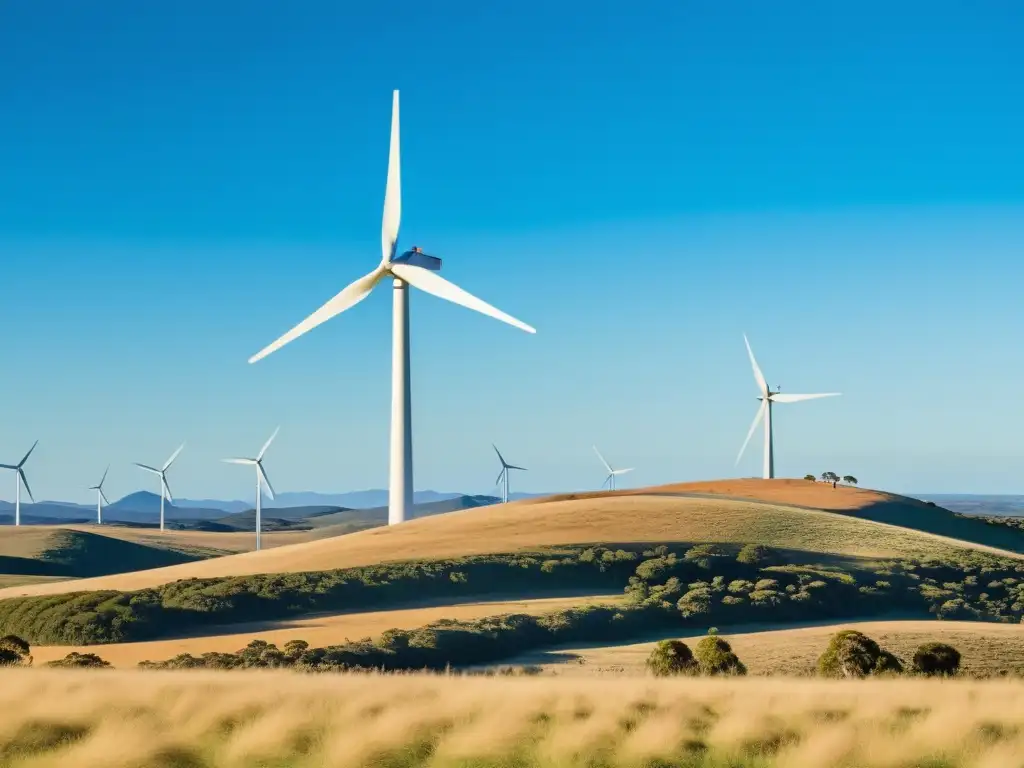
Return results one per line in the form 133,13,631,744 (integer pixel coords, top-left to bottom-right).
1,0,1023,503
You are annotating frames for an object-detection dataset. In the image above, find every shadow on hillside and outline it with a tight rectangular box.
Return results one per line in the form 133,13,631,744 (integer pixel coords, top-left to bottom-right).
651,492,1024,555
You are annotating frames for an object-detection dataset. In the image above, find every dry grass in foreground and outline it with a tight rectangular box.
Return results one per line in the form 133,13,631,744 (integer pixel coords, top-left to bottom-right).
28,593,621,667
511,620,1024,679
2,670,1024,766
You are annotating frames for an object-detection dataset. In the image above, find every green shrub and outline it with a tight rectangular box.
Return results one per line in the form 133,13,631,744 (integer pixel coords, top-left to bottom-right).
645,640,698,677
0,634,31,666
737,544,781,567
912,642,961,676
45,652,111,668
693,631,746,676
817,630,903,678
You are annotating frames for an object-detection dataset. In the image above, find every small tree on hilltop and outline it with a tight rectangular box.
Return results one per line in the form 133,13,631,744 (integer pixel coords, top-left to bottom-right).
820,471,839,488
646,640,698,677
842,475,858,486
694,629,747,676
803,474,817,481
912,643,961,677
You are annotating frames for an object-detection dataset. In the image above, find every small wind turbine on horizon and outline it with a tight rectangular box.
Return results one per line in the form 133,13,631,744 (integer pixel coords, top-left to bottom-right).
135,443,184,531
223,427,279,552
735,334,841,479
492,444,526,503
0,441,38,526
247,90,535,527
594,446,633,491
88,465,110,525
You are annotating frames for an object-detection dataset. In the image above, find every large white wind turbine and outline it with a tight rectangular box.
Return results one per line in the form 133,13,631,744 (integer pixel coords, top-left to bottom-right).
135,443,184,531
88,465,110,525
594,446,633,491
735,334,841,479
223,427,279,552
247,91,535,526
492,444,526,504
0,441,38,526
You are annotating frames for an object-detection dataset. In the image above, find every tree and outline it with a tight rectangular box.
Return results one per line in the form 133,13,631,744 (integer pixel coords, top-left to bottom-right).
0,635,31,666
803,474,817,481
45,652,111,668
817,630,903,678
694,630,747,676
842,475,858,486
645,640,698,677
820,471,839,488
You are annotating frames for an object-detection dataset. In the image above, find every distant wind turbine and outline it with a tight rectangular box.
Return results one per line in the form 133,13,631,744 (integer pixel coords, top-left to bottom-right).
135,443,184,531
223,427,279,552
735,333,841,479
0,441,38,526
88,465,110,525
247,90,535,527
594,446,633,491
492,444,526,503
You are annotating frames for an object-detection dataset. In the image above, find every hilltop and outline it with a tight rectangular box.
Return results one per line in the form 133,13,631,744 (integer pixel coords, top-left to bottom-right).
1,479,1019,600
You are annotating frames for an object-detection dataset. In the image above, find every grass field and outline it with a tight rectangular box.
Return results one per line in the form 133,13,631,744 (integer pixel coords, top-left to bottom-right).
2,670,1024,766
509,619,1024,679
29,593,622,667
2,482,1017,600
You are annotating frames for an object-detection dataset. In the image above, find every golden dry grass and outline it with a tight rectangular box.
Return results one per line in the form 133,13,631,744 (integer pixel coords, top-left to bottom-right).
29,593,621,668
2,670,1024,766
1,486,1015,601
511,620,1024,678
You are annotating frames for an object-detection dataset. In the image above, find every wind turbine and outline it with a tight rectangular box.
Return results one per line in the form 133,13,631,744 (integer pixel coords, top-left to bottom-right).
492,444,526,503
594,446,633,491
735,333,841,479
222,427,278,552
135,443,184,531
88,465,110,525
247,90,535,526
0,441,38,526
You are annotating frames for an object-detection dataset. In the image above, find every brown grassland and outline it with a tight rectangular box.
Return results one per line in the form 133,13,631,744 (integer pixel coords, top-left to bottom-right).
2,670,1024,766
27,594,622,667
1,481,1016,600
510,620,1024,679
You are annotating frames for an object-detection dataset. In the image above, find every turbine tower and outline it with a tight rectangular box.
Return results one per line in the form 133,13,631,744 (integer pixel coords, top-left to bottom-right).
735,334,841,479
247,91,535,526
594,446,633,491
0,441,38,526
223,427,279,552
88,465,110,525
135,443,184,531
492,444,526,503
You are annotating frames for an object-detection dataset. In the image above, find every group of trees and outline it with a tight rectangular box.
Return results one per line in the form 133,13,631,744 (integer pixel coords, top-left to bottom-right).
804,472,858,487
647,628,962,678
0,635,110,668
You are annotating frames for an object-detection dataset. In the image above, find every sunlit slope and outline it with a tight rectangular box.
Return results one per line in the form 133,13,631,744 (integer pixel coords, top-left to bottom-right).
1,485,1017,599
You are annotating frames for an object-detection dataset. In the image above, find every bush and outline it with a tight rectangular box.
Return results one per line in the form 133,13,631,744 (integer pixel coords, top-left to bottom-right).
645,640,698,677
0,634,30,666
45,652,111,668
737,545,781,567
912,642,961,676
817,630,903,678
693,631,746,676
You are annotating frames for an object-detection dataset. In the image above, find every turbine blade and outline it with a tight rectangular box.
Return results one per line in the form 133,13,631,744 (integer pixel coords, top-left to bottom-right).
743,334,769,396
162,443,185,471
161,476,174,502
735,401,767,465
381,89,401,264
257,462,276,501
0,464,16,470
18,440,38,468
248,268,385,364
771,392,841,403
257,426,280,461
135,463,160,475
508,465,527,471
492,443,507,467
593,446,612,473
389,263,536,334
222,458,256,465
495,468,505,487
98,464,109,488
603,473,612,489
614,468,635,475
99,489,110,505
18,470,34,503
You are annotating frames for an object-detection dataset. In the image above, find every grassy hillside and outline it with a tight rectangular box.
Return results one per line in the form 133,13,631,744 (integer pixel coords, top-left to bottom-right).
2,483,1017,599
511,619,1024,678
3,672,1024,767
0,528,210,578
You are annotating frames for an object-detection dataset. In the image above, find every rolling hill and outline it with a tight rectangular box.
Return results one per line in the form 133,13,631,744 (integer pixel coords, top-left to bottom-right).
1,479,1019,600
